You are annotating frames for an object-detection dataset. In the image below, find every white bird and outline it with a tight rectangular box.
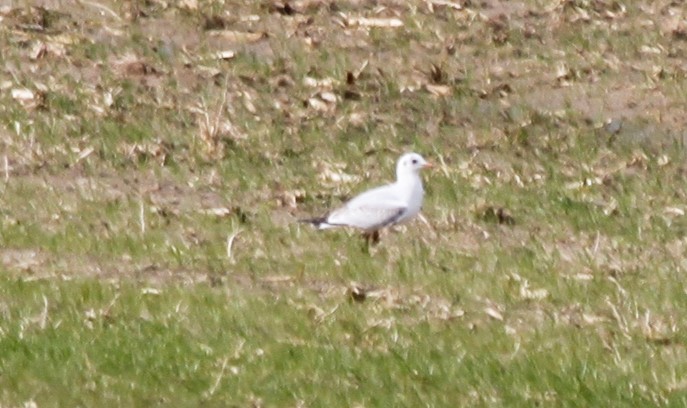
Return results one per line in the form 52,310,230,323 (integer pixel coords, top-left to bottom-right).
301,152,432,244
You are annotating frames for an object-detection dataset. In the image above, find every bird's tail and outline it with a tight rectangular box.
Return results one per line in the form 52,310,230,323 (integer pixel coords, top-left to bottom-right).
298,217,335,230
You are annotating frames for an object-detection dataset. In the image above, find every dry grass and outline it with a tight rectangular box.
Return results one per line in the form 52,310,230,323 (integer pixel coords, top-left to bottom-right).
1,0,687,406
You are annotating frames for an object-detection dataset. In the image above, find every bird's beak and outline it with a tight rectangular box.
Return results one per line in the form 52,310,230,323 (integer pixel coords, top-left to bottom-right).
423,162,434,169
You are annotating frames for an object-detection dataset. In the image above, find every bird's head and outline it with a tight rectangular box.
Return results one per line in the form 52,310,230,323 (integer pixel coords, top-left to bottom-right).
397,152,432,180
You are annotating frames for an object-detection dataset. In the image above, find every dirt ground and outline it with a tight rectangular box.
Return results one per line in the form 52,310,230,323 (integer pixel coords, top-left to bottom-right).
2,0,687,282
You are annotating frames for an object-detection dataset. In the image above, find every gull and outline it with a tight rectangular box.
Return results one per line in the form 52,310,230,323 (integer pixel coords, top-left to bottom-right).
301,152,432,244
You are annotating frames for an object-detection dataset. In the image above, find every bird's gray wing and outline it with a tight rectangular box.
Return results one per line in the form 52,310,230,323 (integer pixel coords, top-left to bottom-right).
325,197,407,230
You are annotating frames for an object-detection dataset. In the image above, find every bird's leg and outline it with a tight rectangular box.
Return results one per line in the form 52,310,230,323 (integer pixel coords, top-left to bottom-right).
362,230,380,246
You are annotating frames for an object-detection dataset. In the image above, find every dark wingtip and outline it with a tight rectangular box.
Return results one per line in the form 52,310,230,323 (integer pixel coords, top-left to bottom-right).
298,217,326,227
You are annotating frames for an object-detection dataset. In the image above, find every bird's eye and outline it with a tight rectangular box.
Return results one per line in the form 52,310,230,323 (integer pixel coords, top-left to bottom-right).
411,159,418,164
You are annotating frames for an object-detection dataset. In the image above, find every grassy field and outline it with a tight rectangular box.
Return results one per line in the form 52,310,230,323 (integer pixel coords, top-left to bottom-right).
2,0,687,406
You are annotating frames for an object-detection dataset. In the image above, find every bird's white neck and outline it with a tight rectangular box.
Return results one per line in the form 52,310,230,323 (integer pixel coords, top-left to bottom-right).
396,171,421,185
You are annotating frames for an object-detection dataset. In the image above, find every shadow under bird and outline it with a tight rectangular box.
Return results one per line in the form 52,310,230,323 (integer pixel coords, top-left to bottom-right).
301,152,432,244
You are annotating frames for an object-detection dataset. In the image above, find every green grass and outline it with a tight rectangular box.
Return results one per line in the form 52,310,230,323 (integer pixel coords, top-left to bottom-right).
2,0,687,406
0,276,685,407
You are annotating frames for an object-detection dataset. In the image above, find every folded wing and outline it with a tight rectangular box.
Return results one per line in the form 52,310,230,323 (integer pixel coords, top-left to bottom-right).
325,201,407,231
